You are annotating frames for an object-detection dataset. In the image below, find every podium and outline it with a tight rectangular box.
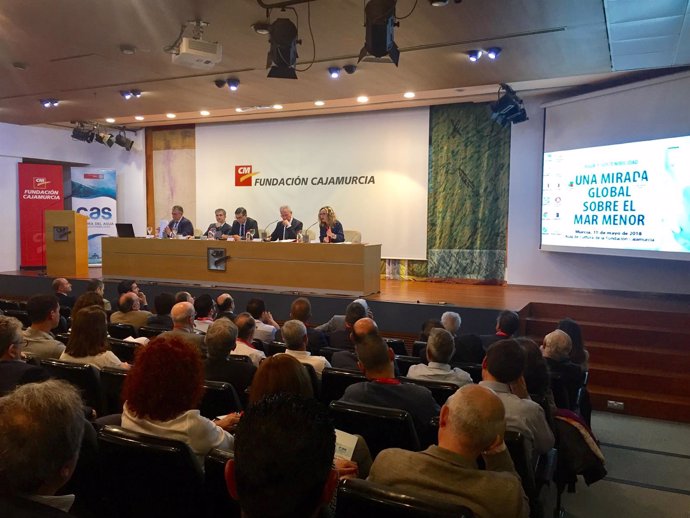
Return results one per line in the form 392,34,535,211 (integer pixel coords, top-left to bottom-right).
45,210,89,277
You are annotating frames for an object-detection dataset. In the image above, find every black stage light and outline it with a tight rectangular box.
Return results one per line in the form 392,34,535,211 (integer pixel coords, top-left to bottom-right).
95,132,115,147
358,0,400,66
71,126,94,143
40,98,59,108
228,78,240,91
214,79,227,88
467,49,482,62
115,133,134,151
266,18,299,79
490,83,528,127
343,64,357,74
328,66,341,79
486,47,502,60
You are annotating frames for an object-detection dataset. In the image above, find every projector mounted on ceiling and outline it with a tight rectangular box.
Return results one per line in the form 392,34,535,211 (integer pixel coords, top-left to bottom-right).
172,37,222,69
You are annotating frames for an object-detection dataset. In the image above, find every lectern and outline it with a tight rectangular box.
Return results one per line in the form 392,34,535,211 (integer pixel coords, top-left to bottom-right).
45,210,89,277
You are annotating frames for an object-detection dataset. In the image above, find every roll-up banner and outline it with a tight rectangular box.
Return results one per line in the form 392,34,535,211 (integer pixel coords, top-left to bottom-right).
18,163,64,268
71,168,117,266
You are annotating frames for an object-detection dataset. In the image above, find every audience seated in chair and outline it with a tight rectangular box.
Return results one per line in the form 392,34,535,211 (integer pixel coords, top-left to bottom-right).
315,298,373,334
53,277,76,308
85,278,111,311
479,339,554,462
275,297,328,354
279,319,331,379
0,379,85,517
407,328,473,387
22,294,65,360
231,312,266,367
480,310,520,353
215,293,235,321
0,315,49,396
146,292,175,329
331,317,378,370
194,294,216,333
368,384,529,518
159,301,208,359
246,297,279,345
110,292,152,330
115,279,149,312
225,394,340,518
541,330,583,411
120,335,239,468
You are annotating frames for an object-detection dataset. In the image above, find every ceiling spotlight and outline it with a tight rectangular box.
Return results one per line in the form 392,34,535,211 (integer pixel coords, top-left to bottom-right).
343,64,357,75
328,67,341,79
235,108,244,113
314,100,325,107
429,0,449,5
166,113,176,119
228,78,240,91
273,104,283,110
214,79,227,88
95,132,115,147
40,98,59,108
267,18,299,79
252,21,271,35
71,126,94,143
467,50,482,62
357,95,369,103
120,89,142,100
403,91,416,99
134,115,144,121
115,133,134,151
105,118,115,123
490,83,528,127
200,110,210,116
359,0,400,66
486,47,502,60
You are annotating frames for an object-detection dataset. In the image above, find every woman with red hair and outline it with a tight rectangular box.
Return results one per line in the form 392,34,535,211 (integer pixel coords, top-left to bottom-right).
121,335,238,466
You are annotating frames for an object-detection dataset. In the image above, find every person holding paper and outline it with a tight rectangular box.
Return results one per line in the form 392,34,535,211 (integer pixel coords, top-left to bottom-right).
164,205,194,238
229,206,260,241
205,208,232,239
318,206,345,243
270,205,303,241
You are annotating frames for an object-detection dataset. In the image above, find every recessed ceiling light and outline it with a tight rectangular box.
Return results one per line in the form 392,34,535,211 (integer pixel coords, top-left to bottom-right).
357,96,369,103
403,91,416,99
166,113,176,119
134,115,144,121
486,47,502,60
105,118,116,123
328,66,341,79
467,50,483,62
273,104,283,110
200,110,210,116
235,108,244,113
314,100,325,107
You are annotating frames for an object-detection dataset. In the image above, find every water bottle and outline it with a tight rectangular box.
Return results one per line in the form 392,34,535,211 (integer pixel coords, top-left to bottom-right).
245,232,252,241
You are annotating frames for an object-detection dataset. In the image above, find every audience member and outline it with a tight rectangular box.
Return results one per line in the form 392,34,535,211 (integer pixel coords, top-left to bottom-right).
215,293,235,321
328,300,367,350
71,292,106,315
0,315,49,396
159,302,208,358
340,334,440,436
110,292,152,330
557,317,589,371
146,292,175,329
435,311,484,364
407,328,473,387
194,294,215,333
23,294,65,360
479,339,554,460
121,335,237,467
0,379,85,516
331,317,378,370
419,318,443,342
60,306,129,370
368,384,529,517
52,277,75,308
229,206,259,241
164,204,194,238
226,394,337,518
275,297,328,353
248,354,314,405
279,319,331,379
315,297,372,333
204,318,256,399
232,312,266,367
517,337,556,428
85,278,111,311
542,330,583,410
246,297,279,344
175,291,194,304
206,208,232,240
116,279,148,310
480,310,520,352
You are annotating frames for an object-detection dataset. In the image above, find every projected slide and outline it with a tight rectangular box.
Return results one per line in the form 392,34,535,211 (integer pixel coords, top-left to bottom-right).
541,135,690,257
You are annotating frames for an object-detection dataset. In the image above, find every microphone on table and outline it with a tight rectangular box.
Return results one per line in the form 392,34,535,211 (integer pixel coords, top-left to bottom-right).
303,221,319,242
263,220,280,240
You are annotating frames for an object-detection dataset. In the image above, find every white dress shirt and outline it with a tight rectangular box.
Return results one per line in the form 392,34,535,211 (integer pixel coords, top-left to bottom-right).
231,339,266,367
406,362,473,387
282,349,331,378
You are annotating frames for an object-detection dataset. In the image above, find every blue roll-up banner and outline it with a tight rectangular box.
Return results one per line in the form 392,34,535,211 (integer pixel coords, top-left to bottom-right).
71,169,117,266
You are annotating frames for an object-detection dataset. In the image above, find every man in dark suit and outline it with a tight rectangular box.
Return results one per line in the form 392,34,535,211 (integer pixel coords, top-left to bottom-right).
480,310,520,353
52,278,75,308
204,318,256,406
164,204,194,237
331,316,378,371
270,205,303,241
229,206,260,240
275,297,328,354
328,300,367,351
0,315,49,396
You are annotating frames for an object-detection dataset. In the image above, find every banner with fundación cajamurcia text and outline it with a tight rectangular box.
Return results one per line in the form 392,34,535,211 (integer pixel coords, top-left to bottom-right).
71,168,117,266
18,163,64,268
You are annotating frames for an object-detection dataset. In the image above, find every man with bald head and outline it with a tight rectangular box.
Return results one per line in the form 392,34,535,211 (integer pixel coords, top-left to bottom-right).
52,277,75,308
159,302,208,358
331,317,378,370
215,293,235,321
542,329,583,409
275,297,327,353
369,384,529,517
110,292,152,329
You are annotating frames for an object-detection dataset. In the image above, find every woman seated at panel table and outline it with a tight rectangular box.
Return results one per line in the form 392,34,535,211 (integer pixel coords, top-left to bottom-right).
318,206,345,243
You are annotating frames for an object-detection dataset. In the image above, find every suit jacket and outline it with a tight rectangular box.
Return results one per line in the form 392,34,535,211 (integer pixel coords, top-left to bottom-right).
230,217,259,238
270,218,303,241
167,216,194,237
314,315,346,334
204,357,257,405
327,329,355,350
452,334,485,364
56,292,76,308
319,220,345,243
159,329,208,359
0,360,50,396
331,350,359,371
205,222,232,239
368,445,528,518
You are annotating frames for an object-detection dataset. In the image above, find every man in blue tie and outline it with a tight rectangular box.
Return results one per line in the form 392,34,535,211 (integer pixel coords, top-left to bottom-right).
164,205,194,237
229,207,259,241
270,205,303,241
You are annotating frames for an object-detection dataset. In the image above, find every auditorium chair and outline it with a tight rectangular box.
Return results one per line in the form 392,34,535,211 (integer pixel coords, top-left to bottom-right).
0,299,20,311
97,425,205,518
343,230,362,243
504,430,540,518
302,362,321,398
138,325,166,338
335,478,474,518
398,377,458,406
328,400,420,458
383,338,407,356
320,367,366,404
205,449,241,518
266,341,287,356
40,359,105,416
100,366,128,415
317,346,345,363
59,305,72,319
199,380,243,418
412,340,427,358
108,322,137,339
450,362,483,384
394,355,422,376
108,338,139,363
251,339,266,353
55,332,71,345
4,309,31,328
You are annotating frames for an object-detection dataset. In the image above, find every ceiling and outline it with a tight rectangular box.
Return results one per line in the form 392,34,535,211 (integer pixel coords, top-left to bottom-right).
0,0,688,130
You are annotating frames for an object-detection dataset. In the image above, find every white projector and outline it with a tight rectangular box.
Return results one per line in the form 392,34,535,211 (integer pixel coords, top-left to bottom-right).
172,37,222,69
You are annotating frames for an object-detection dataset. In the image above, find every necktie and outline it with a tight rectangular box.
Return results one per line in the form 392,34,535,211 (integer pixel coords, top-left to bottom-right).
240,223,244,237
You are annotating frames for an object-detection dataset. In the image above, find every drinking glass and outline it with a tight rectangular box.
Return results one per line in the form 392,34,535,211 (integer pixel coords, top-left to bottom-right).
146,226,153,236
249,229,256,240
171,228,178,239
